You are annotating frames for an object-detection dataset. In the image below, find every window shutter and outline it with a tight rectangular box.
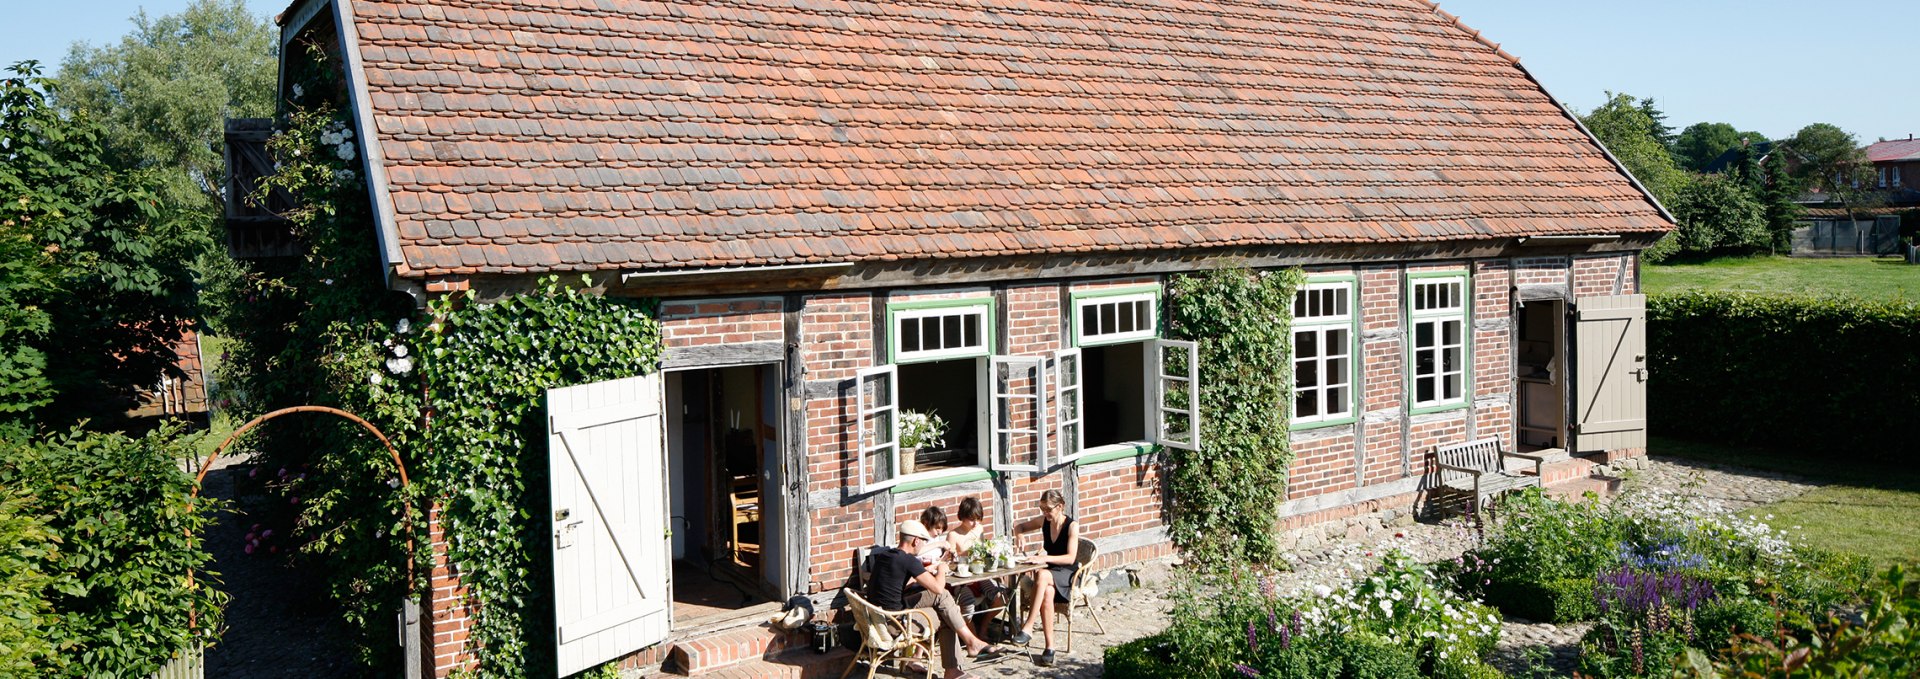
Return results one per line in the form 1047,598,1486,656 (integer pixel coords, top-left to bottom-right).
1572,295,1647,452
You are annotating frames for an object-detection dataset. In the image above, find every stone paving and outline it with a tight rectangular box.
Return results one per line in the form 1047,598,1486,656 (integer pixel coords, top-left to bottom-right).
895,454,1826,679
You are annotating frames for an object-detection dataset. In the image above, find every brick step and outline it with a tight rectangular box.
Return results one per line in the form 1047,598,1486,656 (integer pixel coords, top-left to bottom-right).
665,625,812,676
1544,474,1624,502
689,649,855,679
1534,454,1600,486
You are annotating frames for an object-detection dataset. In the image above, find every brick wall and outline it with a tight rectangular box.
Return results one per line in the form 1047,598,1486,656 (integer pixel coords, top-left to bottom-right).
422,505,475,678
659,297,783,348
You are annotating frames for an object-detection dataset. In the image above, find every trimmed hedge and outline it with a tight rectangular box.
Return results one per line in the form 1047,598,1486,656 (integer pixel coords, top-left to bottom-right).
1648,292,1920,457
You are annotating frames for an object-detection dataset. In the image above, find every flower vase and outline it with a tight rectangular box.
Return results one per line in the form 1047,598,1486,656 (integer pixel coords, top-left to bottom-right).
956,560,972,578
900,447,918,476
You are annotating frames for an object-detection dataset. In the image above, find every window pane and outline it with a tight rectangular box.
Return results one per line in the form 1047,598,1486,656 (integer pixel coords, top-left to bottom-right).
1443,319,1461,346
1328,386,1350,415
1117,300,1135,331
1415,321,1434,348
1334,288,1349,315
1296,389,1318,417
1327,357,1349,385
1416,376,1435,403
1134,300,1150,330
901,321,921,353
1081,306,1098,338
1100,303,1117,335
1293,293,1306,317
1328,329,1349,357
1296,330,1318,358
921,317,941,350
1297,359,1319,388
943,315,962,347
1416,348,1435,376
964,313,980,348
1443,373,1461,400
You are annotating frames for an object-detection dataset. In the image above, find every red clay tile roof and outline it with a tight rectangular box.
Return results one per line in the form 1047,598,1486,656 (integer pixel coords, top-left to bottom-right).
343,0,1674,277
1867,139,1920,163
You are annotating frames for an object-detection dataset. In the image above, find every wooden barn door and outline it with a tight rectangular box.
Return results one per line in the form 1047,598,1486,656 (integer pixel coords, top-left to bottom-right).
547,374,669,676
1572,295,1647,453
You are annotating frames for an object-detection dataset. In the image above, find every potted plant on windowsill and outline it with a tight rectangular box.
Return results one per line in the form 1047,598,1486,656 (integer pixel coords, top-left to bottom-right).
898,410,948,477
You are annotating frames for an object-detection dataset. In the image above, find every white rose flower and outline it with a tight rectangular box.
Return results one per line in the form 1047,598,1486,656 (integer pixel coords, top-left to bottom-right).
368,371,384,385
393,344,409,358
396,318,412,334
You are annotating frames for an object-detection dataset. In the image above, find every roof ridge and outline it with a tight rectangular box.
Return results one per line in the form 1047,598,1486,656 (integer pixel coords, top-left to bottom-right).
1414,0,1521,65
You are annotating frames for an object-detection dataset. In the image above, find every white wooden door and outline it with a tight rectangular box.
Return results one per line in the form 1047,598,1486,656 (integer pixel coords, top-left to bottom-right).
547,374,668,677
1572,295,1648,453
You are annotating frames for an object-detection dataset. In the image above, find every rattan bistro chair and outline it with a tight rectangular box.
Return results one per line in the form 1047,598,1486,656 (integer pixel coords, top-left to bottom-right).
841,589,936,679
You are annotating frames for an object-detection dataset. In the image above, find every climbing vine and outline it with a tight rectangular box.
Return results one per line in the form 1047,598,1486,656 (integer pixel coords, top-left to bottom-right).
419,279,664,676
1163,266,1303,568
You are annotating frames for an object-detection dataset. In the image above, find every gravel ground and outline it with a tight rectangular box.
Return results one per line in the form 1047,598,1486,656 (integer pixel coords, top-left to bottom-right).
201,458,371,678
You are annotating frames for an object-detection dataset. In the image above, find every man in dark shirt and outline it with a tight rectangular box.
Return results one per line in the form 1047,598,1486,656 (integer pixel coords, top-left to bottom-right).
865,520,1000,678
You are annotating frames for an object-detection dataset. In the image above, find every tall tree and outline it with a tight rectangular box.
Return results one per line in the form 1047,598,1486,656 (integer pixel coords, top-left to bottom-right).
54,0,277,216
1636,97,1677,152
0,63,201,426
1784,123,1875,223
1674,122,1769,173
1668,172,1769,255
1582,93,1686,206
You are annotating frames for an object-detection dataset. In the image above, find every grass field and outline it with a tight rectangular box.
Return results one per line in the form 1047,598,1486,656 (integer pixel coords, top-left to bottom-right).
1642,256,1920,303
1651,435,1920,568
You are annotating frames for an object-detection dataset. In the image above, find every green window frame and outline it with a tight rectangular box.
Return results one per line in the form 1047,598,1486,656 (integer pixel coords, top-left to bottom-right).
1405,271,1471,415
1291,275,1359,430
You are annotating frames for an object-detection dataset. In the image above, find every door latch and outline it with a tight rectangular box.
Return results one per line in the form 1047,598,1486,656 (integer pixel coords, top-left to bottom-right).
556,518,584,549
1631,368,1650,382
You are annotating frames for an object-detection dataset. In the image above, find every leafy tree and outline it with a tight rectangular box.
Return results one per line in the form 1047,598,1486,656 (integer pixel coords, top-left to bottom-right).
1784,123,1876,223
1674,122,1769,173
1637,97,1677,152
0,62,201,426
54,0,276,216
1582,93,1687,207
1667,173,1769,255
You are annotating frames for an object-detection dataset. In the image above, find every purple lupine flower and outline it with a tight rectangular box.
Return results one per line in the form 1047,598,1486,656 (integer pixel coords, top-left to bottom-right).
1247,620,1258,653
1277,622,1292,650
1234,663,1260,678
1290,610,1303,635
1268,610,1279,634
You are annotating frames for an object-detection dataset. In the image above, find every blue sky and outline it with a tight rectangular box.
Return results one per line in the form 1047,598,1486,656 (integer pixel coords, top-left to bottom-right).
5,0,1917,143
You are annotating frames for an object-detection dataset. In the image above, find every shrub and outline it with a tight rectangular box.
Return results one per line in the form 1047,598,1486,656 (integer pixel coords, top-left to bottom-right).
1648,292,1920,457
1454,487,1622,622
1102,637,1177,679
1679,566,1920,677
0,491,56,675
0,423,225,677
1332,630,1420,678
1693,597,1776,651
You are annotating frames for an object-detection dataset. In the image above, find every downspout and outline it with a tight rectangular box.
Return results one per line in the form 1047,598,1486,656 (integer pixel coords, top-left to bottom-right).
332,0,426,307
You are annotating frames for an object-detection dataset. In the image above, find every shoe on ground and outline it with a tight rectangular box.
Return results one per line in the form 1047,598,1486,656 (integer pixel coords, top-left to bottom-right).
1035,649,1055,667
1009,630,1031,645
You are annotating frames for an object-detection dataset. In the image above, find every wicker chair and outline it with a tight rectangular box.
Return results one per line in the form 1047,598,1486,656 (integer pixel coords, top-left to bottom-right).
841,589,936,679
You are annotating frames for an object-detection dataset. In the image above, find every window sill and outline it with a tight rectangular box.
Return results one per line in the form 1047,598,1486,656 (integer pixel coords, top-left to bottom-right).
1408,402,1469,416
1290,416,1358,432
891,468,993,493
1072,441,1160,466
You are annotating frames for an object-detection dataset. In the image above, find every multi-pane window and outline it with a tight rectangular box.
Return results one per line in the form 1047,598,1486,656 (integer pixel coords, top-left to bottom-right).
1075,292,1157,345
893,303,991,363
1409,275,1468,410
1292,280,1355,426
1895,167,1905,188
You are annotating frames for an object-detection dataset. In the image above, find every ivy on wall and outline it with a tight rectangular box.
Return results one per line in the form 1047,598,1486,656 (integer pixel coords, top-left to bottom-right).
1164,266,1304,568
419,279,664,677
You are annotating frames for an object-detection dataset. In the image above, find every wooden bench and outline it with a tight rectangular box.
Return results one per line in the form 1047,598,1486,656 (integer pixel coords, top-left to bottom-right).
1430,438,1546,510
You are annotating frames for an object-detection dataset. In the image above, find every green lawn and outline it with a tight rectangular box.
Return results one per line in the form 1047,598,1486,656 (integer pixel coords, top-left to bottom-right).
1651,435,1920,568
1642,256,1920,303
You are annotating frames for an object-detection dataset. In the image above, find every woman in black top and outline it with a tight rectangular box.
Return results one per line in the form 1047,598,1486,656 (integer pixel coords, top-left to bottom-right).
1008,489,1077,666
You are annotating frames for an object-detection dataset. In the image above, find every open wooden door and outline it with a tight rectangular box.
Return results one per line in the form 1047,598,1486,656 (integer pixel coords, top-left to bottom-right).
1572,295,1647,453
548,374,669,677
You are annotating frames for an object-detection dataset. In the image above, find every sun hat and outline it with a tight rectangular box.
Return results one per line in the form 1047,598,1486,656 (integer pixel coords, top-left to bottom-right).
899,519,933,541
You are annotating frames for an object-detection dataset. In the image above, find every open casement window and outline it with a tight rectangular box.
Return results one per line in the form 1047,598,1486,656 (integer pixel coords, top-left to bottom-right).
1047,348,1085,463
545,375,669,676
856,365,901,493
990,356,1047,473
1150,339,1201,451
1293,280,1357,427
1408,274,1469,412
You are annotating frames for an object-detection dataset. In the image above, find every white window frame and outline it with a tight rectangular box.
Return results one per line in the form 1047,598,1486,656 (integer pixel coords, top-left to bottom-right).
1407,273,1470,413
890,301,993,364
855,364,901,493
989,355,1047,473
1047,348,1086,463
1895,166,1904,188
1150,338,1201,451
1292,279,1358,428
1880,167,1889,188
1073,291,1159,346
